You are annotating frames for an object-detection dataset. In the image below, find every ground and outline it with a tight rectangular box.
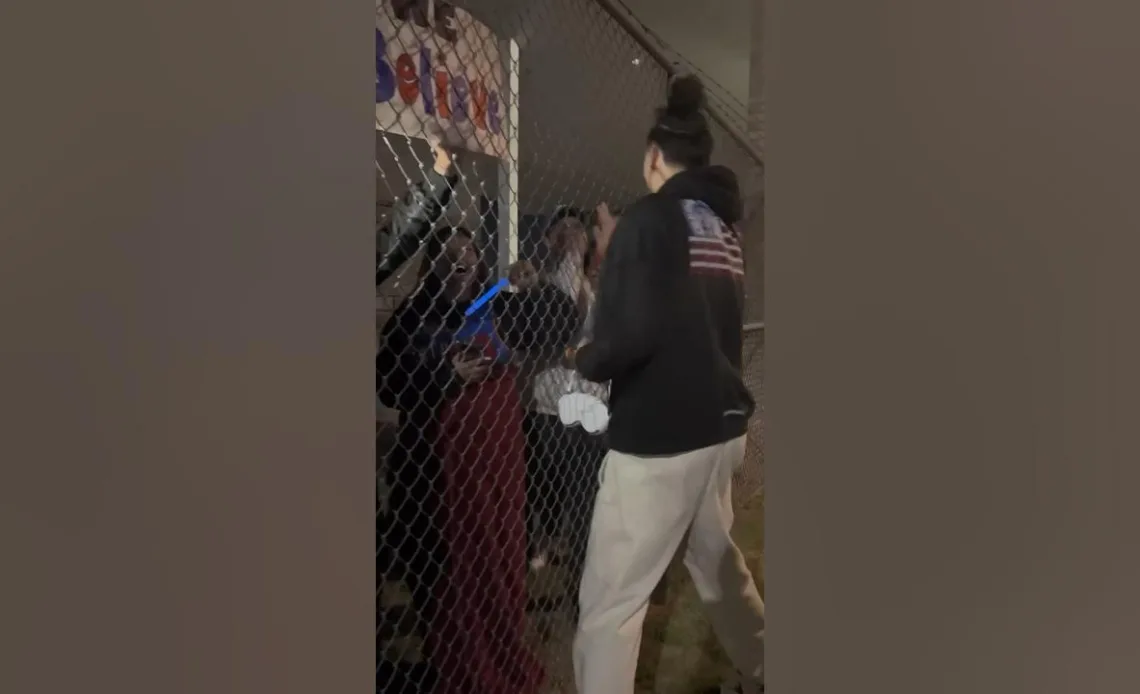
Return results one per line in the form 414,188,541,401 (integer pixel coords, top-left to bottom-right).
637,493,764,693
379,491,764,694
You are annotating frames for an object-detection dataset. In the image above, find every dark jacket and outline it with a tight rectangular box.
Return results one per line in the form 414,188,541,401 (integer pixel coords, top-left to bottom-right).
375,164,582,414
377,232,579,526
575,166,754,456
376,168,457,287
376,284,580,413
376,263,579,569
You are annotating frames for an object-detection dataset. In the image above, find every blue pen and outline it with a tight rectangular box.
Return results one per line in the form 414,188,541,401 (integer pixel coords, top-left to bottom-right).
464,277,510,317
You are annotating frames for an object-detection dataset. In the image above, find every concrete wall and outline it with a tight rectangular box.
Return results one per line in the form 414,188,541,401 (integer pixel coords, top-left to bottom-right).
468,0,669,212
620,0,752,105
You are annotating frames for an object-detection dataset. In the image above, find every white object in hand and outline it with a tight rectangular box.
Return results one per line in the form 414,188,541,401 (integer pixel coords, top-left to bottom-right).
558,392,610,434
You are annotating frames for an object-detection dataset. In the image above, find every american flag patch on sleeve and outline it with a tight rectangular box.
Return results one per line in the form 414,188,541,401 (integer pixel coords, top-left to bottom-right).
681,199,745,279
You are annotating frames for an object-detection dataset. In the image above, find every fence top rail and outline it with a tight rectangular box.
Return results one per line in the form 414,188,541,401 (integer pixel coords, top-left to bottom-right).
590,0,764,170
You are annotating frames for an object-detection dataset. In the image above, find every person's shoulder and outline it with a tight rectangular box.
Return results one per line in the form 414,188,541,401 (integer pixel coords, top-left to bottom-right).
609,195,681,253
620,194,678,226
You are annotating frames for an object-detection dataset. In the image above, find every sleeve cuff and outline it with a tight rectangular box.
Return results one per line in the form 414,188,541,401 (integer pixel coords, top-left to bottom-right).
574,342,601,383
423,168,458,198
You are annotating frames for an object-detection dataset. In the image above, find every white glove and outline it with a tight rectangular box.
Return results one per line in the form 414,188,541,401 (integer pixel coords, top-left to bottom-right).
558,392,610,434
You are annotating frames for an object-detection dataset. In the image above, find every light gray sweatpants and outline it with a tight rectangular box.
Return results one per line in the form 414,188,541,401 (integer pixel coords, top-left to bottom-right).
573,435,765,694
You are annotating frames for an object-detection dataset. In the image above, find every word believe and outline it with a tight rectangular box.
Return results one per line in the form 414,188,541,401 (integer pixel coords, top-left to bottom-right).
376,0,504,136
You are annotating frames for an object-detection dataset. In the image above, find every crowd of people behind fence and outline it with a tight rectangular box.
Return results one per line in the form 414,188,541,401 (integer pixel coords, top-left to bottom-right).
377,75,765,694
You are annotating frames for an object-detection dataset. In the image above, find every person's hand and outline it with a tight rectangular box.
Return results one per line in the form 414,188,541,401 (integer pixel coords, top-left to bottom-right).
546,221,570,258
451,352,489,384
425,123,456,176
568,225,589,258
595,202,617,257
561,345,579,370
575,280,592,318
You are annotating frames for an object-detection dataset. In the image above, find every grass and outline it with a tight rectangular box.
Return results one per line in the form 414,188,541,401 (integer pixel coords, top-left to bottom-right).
378,495,764,694
635,492,765,694
379,429,765,694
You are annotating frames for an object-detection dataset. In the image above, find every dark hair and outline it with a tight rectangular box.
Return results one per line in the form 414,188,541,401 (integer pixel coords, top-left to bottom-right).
647,74,713,169
545,205,588,236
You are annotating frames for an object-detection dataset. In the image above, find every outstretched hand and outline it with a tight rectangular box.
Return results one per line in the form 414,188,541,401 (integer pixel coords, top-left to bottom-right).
425,123,456,176
595,202,617,258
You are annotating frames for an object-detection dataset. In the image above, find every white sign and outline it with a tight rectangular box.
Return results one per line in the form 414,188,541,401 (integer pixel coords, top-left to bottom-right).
375,0,508,158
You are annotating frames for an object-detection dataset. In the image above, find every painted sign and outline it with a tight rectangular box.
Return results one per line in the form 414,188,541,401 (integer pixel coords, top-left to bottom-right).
376,0,508,158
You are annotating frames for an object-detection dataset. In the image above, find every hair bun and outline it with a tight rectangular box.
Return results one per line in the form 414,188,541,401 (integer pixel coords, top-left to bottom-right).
665,74,706,119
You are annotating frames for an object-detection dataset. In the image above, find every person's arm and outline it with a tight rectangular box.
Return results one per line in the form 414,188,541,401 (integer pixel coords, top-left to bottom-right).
375,141,457,287
376,306,461,413
574,201,667,383
593,202,619,260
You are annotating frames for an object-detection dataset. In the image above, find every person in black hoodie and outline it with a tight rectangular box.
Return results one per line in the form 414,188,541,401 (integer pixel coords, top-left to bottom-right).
569,76,766,694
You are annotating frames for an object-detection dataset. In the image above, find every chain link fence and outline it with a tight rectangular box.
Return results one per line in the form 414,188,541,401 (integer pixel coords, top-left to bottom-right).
375,0,763,691
737,323,765,506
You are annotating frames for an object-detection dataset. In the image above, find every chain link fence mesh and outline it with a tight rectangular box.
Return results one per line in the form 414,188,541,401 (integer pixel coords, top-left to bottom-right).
375,1,763,691
737,324,765,506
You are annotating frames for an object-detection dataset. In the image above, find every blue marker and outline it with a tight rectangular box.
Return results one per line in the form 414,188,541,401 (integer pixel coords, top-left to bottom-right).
464,277,509,317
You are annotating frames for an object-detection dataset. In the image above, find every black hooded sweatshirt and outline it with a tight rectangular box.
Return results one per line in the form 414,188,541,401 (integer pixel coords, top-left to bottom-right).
575,165,755,456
